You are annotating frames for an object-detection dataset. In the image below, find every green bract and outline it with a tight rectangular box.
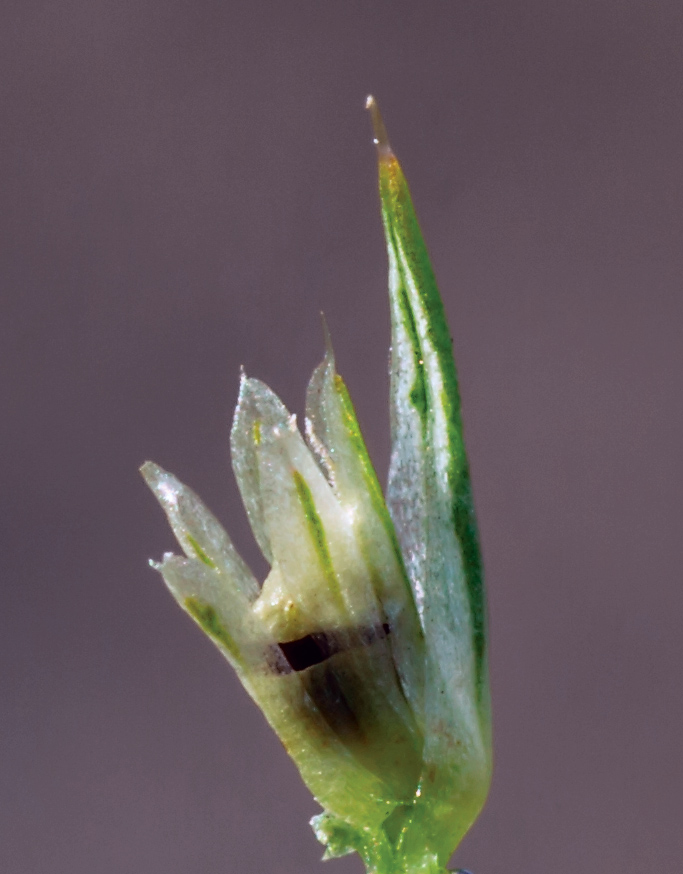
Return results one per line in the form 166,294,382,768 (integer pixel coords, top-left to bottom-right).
142,98,491,874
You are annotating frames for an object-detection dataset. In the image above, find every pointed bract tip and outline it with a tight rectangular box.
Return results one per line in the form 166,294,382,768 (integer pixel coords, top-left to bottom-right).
319,312,335,365
140,460,162,484
237,366,250,396
365,95,393,158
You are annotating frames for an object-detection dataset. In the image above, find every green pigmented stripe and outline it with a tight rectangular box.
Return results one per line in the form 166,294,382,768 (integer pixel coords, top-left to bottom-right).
186,534,217,569
380,156,487,697
453,489,485,692
387,258,428,429
333,374,395,537
332,373,417,607
184,597,240,660
253,420,261,445
396,282,428,427
293,470,345,611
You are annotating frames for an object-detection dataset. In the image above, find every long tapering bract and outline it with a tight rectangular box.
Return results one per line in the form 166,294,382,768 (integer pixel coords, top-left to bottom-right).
368,95,491,865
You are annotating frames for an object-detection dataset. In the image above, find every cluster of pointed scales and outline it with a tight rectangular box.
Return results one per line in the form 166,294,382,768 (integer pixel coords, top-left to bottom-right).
142,345,426,829
143,101,491,874
142,348,484,874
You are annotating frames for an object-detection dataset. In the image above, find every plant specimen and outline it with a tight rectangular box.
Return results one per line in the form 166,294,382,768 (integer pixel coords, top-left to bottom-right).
142,97,491,874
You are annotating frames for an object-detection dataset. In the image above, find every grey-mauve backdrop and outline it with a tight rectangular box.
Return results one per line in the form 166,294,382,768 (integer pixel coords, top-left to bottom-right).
2,2,682,873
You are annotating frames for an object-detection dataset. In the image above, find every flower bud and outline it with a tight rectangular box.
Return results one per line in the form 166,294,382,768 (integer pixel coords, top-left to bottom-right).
143,98,491,874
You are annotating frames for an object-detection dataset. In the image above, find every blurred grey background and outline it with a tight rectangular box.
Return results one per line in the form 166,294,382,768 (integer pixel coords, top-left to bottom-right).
2,2,682,872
